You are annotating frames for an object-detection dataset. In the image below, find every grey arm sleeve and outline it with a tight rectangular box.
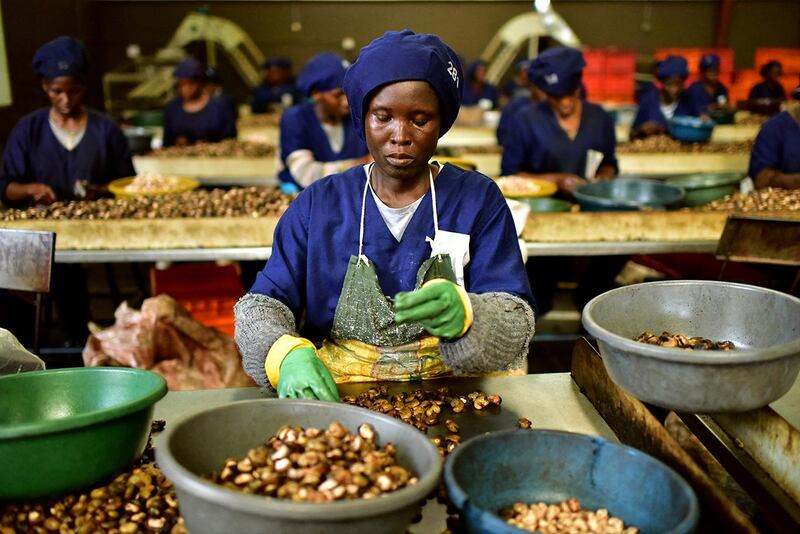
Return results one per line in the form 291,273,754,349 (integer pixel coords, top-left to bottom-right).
234,293,297,388
438,292,535,375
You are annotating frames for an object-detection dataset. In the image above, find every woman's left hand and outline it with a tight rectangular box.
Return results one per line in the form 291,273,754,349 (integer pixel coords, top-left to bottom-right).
394,280,471,340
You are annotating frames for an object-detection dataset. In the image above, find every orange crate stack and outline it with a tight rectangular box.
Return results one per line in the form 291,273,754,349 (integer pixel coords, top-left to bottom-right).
581,48,636,103
150,263,244,336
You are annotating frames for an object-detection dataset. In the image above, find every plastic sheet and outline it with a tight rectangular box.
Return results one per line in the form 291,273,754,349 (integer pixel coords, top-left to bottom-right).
83,295,254,390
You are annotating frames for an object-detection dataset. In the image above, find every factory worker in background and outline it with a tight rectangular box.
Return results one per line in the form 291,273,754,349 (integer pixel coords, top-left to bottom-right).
631,55,701,139
500,47,618,194
0,36,128,346
685,53,734,115
162,57,237,147
748,84,800,190
235,30,535,399
749,61,787,103
0,36,134,207
276,53,369,195
204,65,238,118
462,59,498,110
251,57,301,113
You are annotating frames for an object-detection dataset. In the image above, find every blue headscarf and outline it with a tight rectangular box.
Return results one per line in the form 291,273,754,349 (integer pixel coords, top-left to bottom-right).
343,30,463,140
297,53,349,97
263,56,292,70
699,53,720,72
529,47,585,97
466,60,486,82
760,60,782,78
32,36,89,81
174,57,206,80
656,56,689,80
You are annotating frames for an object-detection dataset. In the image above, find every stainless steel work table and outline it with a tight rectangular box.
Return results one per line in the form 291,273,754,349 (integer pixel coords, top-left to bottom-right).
152,373,616,534
53,240,718,263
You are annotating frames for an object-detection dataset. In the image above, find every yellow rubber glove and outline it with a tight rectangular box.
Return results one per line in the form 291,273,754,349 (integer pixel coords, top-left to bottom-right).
394,279,473,340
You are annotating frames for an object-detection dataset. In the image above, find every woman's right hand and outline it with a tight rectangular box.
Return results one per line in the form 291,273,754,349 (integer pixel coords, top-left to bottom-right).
553,173,587,194
5,182,57,205
277,346,340,401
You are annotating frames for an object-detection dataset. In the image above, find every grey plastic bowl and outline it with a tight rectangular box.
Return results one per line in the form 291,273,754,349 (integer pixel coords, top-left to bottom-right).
444,429,698,534
156,399,442,534
582,280,800,412
573,179,685,212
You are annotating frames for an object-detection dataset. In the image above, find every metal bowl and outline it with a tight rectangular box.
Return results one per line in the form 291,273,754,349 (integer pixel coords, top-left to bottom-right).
0,368,167,500
520,197,573,213
444,429,698,534
665,173,743,207
582,280,800,412
122,126,155,155
669,116,715,143
573,179,685,212
156,399,442,534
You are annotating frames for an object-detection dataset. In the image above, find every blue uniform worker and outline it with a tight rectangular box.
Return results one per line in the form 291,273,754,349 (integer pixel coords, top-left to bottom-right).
1,36,134,207
748,108,800,189
500,47,618,193
235,30,535,398
277,53,368,193
631,55,701,138
462,60,498,109
685,53,731,114
162,58,237,147
251,57,301,113
750,61,787,102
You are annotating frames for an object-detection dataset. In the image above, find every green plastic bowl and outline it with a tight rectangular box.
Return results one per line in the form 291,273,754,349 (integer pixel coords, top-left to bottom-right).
0,368,167,500
665,173,743,207
521,197,573,213
131,109,164,127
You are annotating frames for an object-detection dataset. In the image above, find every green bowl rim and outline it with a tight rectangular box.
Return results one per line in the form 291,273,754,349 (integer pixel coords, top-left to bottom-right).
573,179,685,208
665,173,743,190
0,368,167,440
523,197,573,211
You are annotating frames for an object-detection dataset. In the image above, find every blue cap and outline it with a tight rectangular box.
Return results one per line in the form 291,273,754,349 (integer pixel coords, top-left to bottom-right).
263,56,292,70
32,36,89,81
344,30,463,140
760,60,782,77
466,59,485,82
656,56,689,80
297,53,349,96
699,53,720,72
529,47,586,97
174,57,206,80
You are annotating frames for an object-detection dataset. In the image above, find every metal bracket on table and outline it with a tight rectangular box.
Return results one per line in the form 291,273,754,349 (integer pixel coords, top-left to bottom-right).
716,215,800,293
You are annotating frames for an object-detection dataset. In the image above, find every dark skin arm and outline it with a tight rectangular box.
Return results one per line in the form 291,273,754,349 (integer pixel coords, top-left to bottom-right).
4,182,57,205
594,164,617,180
631,121,666,139
755,169,800,190
513,171,587,194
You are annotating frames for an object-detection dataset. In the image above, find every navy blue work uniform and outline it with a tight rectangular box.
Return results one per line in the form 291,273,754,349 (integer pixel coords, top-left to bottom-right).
162,96,237,147
748,111,800,179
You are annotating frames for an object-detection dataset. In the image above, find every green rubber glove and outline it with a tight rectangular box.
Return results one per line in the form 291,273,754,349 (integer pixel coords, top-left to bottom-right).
394,281,468,340
277,347,340,401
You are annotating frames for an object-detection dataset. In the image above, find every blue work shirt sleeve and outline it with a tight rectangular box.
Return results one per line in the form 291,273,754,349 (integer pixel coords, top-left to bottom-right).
279,107,309,163
0,121,32,199
500,112,535,176
601,111,619,173
250,190,311,321
465,180,535,308
106,122,136,180
748,122,782,179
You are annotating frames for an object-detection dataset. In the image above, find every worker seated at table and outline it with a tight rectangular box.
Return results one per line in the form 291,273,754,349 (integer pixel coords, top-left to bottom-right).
685,53,734,115
631,55,701,139
496,61,543,146
500,47,618,194
276,53,369,195
0,37,128,347
251,57,301,114
162,57,237,147
204,65,237,118
749,61,787,103
235,30,535,399
500,60,531,106
0,36,134,208
462,59,498,110
748,88,800,190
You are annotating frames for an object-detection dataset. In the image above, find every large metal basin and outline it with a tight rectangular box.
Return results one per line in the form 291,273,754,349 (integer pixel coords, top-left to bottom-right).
582,280,800,412
156,399,441,534
573,179,685,211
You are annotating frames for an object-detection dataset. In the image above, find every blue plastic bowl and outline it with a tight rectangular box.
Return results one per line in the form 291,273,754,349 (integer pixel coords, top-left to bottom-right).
573,179,685,212
444,429,698,534
669,116,715,143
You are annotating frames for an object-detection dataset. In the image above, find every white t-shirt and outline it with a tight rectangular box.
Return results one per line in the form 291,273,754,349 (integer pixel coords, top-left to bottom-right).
49,119,85,151
369,187,424,242
660,101,678,120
